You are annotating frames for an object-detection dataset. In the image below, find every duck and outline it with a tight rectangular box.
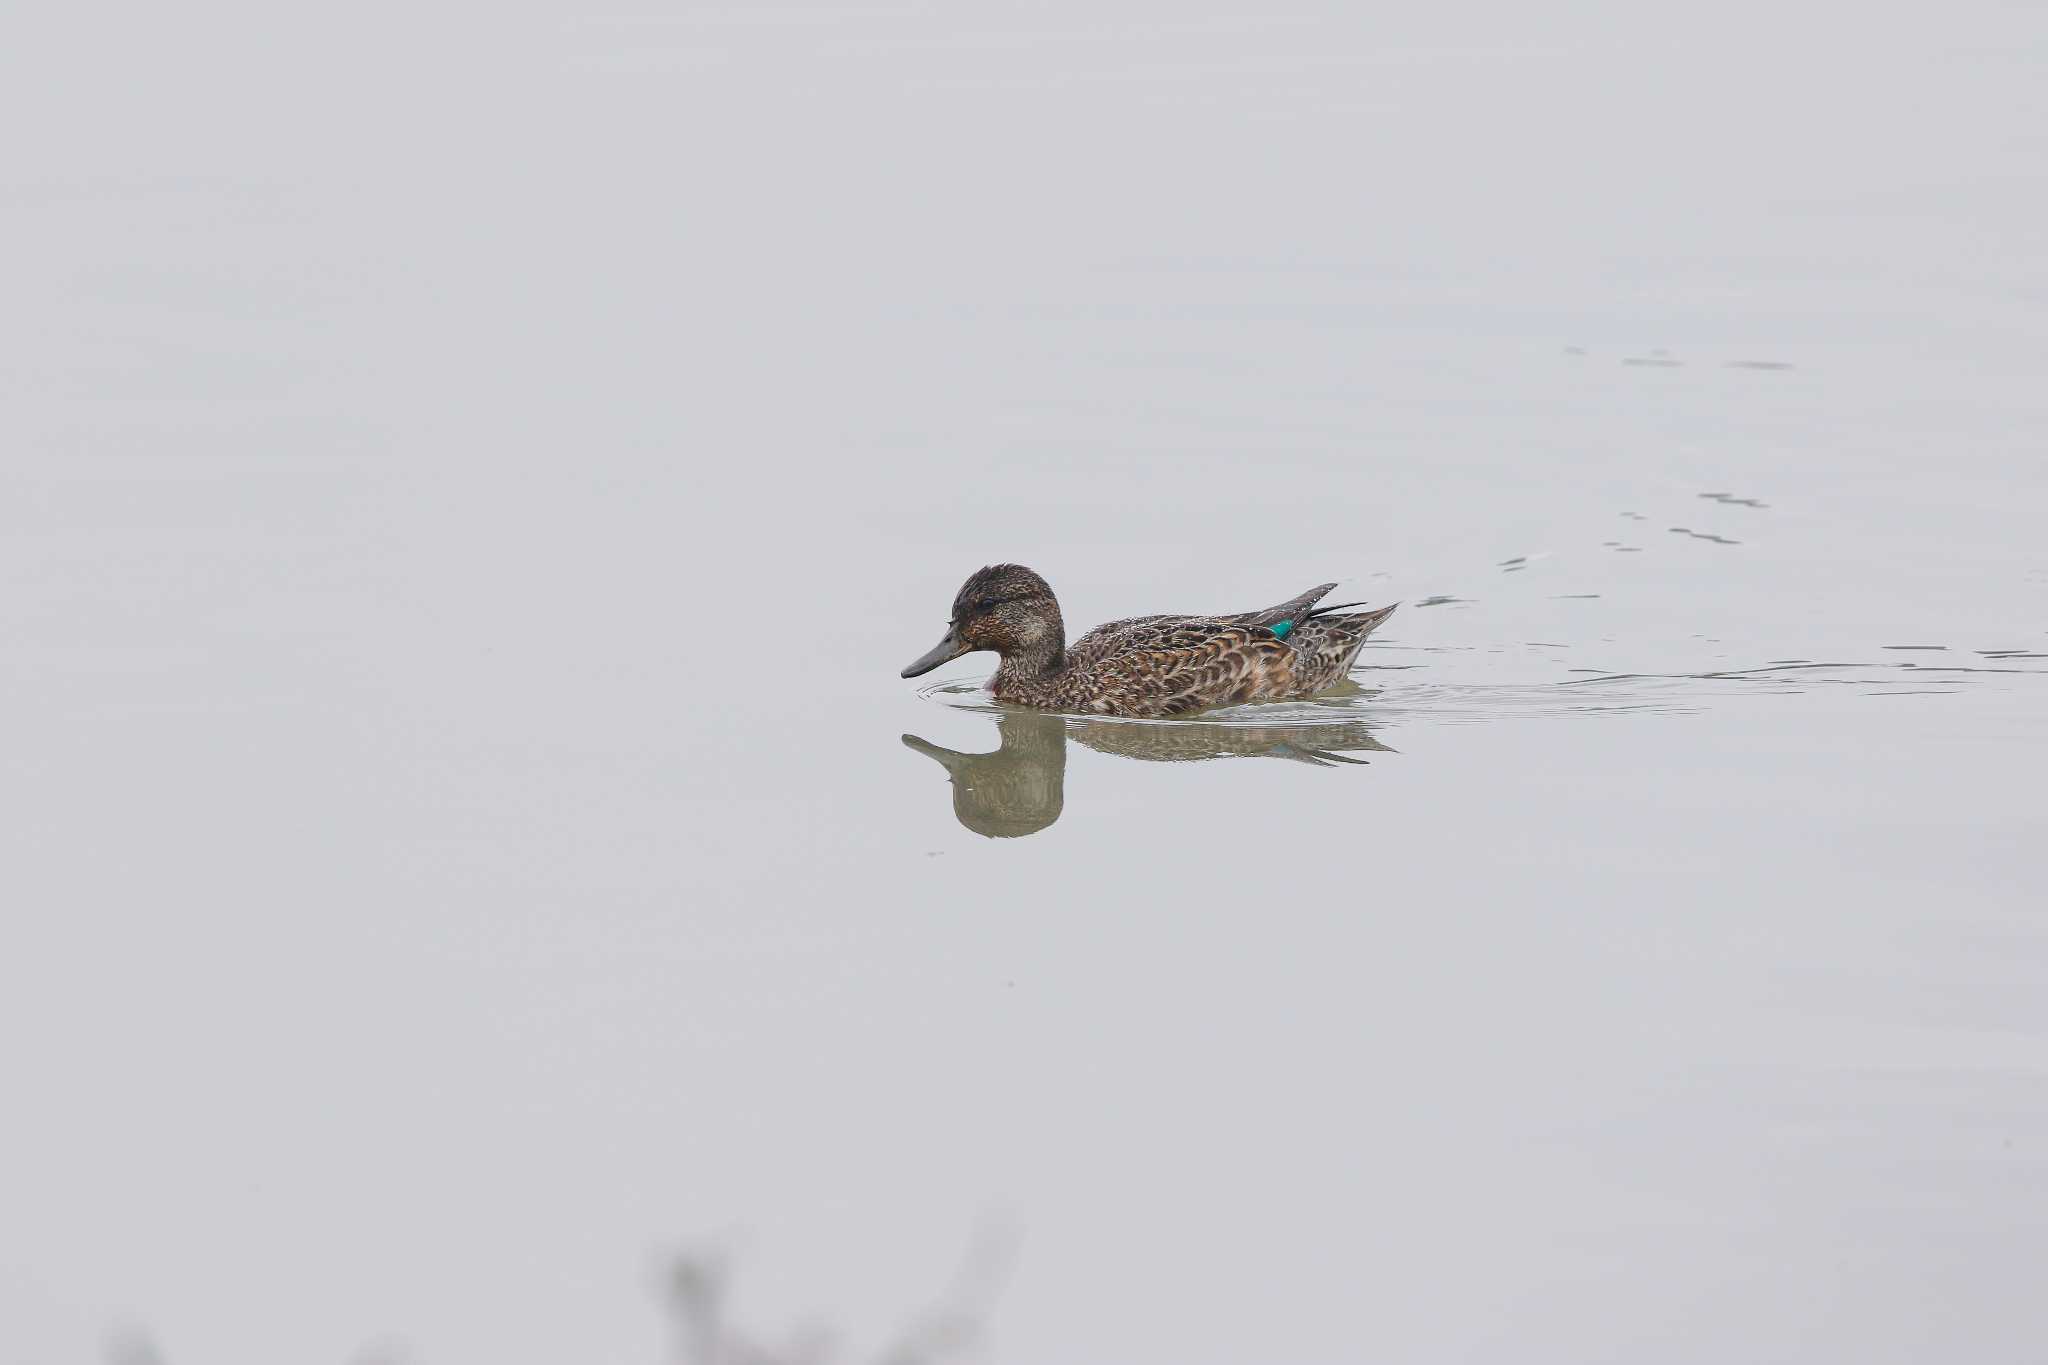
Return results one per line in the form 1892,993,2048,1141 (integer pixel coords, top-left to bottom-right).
899,564,1397,718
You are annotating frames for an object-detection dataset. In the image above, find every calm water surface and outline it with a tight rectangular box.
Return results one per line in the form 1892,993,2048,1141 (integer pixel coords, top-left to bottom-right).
6,2,2048,1363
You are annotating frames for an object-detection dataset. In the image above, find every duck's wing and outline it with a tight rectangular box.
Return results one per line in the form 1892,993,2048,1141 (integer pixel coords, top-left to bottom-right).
1072,621,1301,716
1218,582,1341,630
1066,583,1344,667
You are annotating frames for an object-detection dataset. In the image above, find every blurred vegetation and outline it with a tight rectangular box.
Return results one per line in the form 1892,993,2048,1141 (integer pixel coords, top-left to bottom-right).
663,1225,1013,1365
103,1227,1014,1365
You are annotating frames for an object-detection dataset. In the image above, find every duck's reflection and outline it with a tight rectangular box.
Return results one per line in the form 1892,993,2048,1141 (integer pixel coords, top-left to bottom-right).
902,709,1392,838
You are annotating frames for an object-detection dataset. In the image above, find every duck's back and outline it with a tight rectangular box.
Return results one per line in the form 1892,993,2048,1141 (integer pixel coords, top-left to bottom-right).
1062,580,1340,669
1064,614,1229,670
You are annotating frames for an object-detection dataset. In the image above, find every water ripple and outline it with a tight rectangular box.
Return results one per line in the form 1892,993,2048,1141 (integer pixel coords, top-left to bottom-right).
915,651,2046,729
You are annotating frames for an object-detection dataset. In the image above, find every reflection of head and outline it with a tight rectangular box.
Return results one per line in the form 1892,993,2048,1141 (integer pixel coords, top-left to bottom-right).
902,711,1067,838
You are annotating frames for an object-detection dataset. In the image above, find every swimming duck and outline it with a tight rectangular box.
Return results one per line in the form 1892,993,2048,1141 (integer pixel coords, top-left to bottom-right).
900,564,1396,718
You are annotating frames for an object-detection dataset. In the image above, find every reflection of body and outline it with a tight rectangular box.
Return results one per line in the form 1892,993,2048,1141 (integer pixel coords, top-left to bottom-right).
902,565,1397,718
1071,717,1390,765
903,710,1391,838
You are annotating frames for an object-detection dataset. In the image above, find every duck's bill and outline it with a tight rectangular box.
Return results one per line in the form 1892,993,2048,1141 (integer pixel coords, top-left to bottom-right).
901,629,968,678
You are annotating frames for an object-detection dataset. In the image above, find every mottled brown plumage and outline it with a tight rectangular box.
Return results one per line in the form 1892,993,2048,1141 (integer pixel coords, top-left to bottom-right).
900,564,1397,718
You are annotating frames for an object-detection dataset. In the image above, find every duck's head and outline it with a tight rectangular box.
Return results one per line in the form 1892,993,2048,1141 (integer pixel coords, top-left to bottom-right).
900,564,1064,679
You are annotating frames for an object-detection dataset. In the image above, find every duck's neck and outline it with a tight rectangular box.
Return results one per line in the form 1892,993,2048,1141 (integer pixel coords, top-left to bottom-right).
993,636,1066,692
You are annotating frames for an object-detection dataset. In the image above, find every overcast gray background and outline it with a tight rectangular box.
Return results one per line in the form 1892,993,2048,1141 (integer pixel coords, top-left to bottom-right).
5,3,2047,1362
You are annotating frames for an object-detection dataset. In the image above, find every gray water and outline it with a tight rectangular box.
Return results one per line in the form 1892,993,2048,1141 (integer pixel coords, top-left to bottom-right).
7,3,2048,1362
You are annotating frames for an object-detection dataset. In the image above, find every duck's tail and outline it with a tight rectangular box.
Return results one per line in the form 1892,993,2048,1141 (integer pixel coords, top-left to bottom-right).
1288,602,1398,692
